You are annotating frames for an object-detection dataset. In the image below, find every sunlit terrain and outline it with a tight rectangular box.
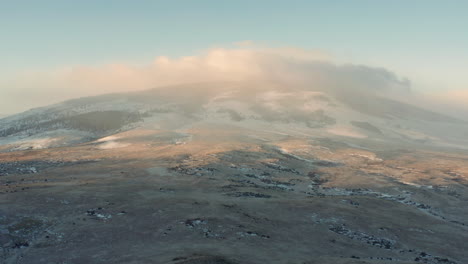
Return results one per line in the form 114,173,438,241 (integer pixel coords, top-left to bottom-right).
2,2,468,264
1,81,467,263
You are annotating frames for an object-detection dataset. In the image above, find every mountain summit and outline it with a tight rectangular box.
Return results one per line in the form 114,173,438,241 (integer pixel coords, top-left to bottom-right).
1,82,468,264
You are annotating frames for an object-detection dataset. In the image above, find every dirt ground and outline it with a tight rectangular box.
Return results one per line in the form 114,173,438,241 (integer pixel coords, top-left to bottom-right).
1,126,467,264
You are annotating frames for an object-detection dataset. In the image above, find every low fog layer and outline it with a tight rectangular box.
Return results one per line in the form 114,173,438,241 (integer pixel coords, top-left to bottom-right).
1,47,466,119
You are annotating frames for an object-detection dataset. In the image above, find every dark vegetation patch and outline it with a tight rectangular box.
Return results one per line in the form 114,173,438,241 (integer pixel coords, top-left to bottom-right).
260,178,294,186
169,165,216,176
328,224,395,249
313,160,343,167
263,162,300,174
60,111,141,131
0,110,141,137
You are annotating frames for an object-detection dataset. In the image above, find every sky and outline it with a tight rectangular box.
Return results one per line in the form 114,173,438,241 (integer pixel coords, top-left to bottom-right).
1,0,468,115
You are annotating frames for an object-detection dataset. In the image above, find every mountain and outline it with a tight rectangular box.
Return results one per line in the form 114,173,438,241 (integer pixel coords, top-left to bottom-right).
1,82,468,264
0,81,467,152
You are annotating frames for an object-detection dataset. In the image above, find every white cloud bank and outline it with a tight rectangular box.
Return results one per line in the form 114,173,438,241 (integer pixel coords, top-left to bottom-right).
0,45,466,118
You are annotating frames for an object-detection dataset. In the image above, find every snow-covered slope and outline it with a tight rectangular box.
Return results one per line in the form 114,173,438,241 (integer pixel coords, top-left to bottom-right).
1,81,467,151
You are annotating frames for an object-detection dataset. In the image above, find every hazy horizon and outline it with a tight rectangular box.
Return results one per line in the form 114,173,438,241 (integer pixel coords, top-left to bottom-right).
1,1,468,118
2,3,468,264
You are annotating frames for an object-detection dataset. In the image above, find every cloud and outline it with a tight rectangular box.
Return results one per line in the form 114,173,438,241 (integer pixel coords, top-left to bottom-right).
0,45,465,117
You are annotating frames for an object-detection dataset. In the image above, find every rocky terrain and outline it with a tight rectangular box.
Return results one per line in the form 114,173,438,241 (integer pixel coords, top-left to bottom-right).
1,82,468,263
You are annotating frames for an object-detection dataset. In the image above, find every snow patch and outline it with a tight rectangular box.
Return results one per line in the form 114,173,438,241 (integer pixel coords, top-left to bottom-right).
97,141,129,149
96,135,120,142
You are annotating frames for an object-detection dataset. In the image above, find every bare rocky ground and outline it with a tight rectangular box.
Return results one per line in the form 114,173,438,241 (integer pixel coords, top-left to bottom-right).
1,126,467,264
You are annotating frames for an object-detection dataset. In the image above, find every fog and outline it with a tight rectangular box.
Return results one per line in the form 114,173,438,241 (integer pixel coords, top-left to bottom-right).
0,47,466,119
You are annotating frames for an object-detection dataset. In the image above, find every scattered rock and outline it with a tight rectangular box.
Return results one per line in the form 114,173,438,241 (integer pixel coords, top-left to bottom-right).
226,192,272,198
328,224,395,249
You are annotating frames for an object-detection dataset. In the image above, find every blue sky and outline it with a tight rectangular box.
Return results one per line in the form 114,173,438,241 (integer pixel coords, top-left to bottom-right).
1,1,467,95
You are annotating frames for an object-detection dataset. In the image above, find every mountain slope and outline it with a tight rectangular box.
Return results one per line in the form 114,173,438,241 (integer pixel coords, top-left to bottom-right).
0,82,467,151
1,82,468,263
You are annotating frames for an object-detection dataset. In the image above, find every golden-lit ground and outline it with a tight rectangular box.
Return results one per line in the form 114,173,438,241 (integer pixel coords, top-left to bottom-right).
1,124,467,264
